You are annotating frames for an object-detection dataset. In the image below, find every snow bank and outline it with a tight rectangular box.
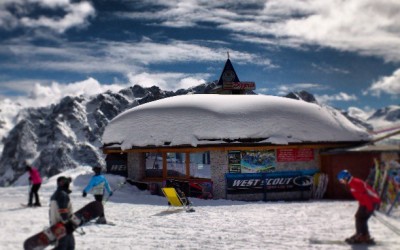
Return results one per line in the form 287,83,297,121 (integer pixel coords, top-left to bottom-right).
1,166,399,250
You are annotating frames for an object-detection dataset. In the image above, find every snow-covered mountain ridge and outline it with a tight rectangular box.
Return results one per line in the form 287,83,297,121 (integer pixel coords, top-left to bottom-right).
288,91,400,133
0,85,398,186
0,83,216,186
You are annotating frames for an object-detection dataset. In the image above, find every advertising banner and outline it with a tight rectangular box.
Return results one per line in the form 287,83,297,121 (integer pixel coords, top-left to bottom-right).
225,171,315,194
228,151,241,173
276,148,314,162
105,153,128,177
228,150,276,173
223,82,256,90
241,150,276,173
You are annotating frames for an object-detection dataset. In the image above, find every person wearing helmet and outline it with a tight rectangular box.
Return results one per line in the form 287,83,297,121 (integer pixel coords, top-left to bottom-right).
49,176,75,250
82,166,112,224
337,169,381,244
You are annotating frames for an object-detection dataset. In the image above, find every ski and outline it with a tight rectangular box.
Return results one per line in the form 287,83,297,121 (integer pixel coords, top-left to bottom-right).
20,204,36,208
309,238,379,246
87,221,116,226
309,238,347,245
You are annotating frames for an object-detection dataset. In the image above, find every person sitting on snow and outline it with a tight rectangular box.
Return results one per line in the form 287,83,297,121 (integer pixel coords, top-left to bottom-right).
82,166,112,224
337,169,381,244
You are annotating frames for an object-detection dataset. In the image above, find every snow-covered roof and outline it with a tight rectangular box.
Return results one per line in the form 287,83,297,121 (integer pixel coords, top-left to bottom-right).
102,94,370,149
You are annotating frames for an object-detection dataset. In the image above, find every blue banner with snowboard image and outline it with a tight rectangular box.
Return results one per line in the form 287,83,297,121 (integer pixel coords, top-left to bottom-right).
225,170,317,195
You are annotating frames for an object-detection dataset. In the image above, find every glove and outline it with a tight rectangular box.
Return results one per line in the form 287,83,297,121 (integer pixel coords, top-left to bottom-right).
109,191,113,197
82,191,87,197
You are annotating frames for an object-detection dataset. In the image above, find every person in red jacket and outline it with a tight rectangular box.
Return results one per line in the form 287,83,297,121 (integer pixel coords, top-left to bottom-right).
337,169,381,244
26,164,42,207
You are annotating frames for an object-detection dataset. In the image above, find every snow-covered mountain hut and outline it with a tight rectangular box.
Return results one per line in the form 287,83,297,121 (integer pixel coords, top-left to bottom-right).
102,59,370,201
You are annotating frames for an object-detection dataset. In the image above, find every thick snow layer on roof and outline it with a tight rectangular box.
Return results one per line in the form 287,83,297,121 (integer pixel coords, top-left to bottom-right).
102,94,370,149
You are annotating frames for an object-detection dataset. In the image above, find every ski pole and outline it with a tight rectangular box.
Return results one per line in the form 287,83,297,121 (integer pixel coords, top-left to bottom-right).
387,191,400,216
27,180,32,205
103,181,127,204
76,227,85,236
372,212,400,236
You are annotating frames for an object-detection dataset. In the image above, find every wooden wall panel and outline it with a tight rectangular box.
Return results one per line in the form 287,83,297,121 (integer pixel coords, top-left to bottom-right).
321,152,379,199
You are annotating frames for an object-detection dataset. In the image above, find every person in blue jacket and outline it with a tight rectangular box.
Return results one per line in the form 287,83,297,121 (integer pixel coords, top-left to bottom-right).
82,166,112,224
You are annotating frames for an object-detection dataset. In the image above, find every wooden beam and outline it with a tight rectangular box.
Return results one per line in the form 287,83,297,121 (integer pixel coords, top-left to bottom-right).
162,152,167,179
102,143,358,154
185,153,190,178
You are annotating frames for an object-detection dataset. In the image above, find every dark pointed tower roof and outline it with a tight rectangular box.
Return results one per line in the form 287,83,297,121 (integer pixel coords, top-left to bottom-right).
217,58,240,86
211,55,256,94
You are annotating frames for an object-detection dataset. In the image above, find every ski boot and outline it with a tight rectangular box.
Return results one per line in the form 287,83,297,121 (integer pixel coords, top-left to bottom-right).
96,216,107,224
345,234,375,244
357,234,375,245
345,233,359,243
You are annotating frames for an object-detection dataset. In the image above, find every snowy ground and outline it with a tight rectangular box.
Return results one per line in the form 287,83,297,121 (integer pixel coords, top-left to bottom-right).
1,166,399,250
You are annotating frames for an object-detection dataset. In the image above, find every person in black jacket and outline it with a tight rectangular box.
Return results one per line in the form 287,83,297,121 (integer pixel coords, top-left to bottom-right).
49,176,75,250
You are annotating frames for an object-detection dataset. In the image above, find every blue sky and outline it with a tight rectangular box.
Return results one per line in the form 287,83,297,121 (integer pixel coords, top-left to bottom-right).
0,0,399,111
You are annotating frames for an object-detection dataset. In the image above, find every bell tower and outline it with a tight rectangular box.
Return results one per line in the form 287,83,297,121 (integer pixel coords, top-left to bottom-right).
211,53,256,94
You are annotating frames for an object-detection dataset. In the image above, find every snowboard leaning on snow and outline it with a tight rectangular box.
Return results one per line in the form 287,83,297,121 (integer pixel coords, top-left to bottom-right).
23,201,104,250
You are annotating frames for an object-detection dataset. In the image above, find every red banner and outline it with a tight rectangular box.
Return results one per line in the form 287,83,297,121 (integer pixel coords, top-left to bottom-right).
223,82,256,90
276,148,314,162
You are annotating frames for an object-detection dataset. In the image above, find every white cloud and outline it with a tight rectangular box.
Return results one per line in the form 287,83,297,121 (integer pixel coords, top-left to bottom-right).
0,39,273,78
275,83,327,96
256,88,270,94
311,63,350,74
315,92,358,105
0,0,95,33
118,0,400,62
179,77,207,89
367,68,400,97
269,0,400,62
3,0,400,62
1,78,128,110
0,4,19,30
28,78,126,103
29,0,71,8
127,72,209,91
347,106,374,121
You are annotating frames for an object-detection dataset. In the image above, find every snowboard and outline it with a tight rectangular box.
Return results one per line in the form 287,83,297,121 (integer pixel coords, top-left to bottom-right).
23,201,104,250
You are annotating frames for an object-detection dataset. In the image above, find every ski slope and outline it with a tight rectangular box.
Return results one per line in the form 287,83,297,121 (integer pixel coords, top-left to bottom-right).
0,166,399,250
